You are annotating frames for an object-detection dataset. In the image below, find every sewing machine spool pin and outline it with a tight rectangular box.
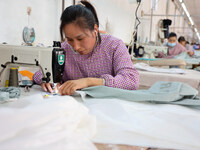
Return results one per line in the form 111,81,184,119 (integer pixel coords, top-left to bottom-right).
11,55,18,63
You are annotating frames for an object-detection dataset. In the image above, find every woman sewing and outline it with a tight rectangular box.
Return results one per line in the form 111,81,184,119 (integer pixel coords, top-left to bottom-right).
33,1,139,95
158,32,194,58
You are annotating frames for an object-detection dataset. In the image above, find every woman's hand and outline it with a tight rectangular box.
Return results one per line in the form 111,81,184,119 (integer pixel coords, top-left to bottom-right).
41,83,60,93
187,50,194,56
157,52,165,58
58,78,103,95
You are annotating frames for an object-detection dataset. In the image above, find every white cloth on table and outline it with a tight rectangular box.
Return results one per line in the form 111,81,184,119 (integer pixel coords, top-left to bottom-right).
138,69,200,90
134,63,186,74
83,98,200,150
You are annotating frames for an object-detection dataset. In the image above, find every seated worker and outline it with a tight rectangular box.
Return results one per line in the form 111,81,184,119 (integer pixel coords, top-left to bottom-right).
186,41,195,51
178,36,186,47
158,32,194,58
33,1,139,95
178,36,194,51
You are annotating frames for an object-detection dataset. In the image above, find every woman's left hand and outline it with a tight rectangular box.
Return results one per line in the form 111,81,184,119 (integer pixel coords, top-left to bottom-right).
58,78,103,95
187,50,194,56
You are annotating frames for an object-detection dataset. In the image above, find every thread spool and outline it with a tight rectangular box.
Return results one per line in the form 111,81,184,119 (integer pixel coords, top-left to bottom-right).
9,68,19,87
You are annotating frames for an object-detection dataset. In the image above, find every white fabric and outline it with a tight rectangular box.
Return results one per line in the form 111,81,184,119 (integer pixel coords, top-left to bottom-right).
83,98,200,150
0,88,97,150
134,63,186,74
138,69,200,90
2,85,200,150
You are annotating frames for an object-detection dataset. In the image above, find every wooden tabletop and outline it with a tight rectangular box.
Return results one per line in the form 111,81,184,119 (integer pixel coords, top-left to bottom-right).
95,143,173,150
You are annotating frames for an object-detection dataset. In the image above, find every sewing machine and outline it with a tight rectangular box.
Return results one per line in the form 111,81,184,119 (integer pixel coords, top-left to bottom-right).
138,45,168,59
132,43,168,59
142,45,168,59
0,43,65,87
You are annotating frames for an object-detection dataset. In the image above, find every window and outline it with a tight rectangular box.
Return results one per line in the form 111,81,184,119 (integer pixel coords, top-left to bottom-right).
151,0,158,11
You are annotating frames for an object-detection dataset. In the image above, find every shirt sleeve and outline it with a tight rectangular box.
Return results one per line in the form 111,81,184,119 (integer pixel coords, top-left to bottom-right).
158,52,176,58
179,45,188,53
32,70,43,85
100,40,139,90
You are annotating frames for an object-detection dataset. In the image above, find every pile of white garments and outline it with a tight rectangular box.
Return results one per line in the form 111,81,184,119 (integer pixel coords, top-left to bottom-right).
0,94,97,150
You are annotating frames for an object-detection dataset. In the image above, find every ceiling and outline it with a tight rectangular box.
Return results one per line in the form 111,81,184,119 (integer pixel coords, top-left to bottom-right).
184,0,200,31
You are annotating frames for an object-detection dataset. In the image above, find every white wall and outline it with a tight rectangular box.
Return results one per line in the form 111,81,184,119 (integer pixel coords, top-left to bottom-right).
0,0,197,46
91,0,138,44
0,0,66,46
1,0,137,45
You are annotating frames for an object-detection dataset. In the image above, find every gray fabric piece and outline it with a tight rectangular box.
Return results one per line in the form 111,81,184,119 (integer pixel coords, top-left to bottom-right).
82,81,200,106
0,87,20,101
174,52,200,64
0,92,9,101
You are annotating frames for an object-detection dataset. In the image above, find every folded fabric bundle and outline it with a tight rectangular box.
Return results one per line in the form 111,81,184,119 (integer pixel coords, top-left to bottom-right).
174,52,200,64
0,87,20,101
0,94,97,150
82,81,200,106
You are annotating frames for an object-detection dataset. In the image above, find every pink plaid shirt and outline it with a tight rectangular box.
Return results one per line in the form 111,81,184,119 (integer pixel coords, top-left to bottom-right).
159,42,187,58
33,34,139,90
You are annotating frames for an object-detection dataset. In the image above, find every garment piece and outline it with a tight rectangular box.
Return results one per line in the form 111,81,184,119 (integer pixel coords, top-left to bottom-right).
159,42,187,58
0,87,20,101
174,52,200,64
138,69,200,92
33,34,139,90
0,92,9,101
82,81,200,106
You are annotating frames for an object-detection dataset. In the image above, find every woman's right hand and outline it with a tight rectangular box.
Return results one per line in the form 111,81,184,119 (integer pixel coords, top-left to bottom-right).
41,83,61,93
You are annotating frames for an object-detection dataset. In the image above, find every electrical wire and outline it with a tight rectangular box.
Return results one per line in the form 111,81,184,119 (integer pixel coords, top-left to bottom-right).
135,1,141,30
128,1,142,56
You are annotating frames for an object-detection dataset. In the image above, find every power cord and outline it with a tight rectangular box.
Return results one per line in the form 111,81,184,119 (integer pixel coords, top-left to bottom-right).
128,0,142,58
135,1,141,31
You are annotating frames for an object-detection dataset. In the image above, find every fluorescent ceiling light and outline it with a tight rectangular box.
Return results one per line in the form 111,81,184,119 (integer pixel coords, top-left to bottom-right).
180,1,200,41
181,2,194,25
189,17,194,25
181,3,190,18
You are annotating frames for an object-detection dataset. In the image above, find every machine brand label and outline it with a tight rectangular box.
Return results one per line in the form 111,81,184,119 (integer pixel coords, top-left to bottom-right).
58,54,64,65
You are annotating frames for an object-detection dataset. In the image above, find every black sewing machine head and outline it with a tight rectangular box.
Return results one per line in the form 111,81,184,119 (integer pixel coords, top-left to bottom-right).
52,41,65,83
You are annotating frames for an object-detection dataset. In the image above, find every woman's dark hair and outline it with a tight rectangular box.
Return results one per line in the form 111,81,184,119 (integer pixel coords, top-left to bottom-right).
60,1,101,43
178,36,186,43
168,32,177,39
